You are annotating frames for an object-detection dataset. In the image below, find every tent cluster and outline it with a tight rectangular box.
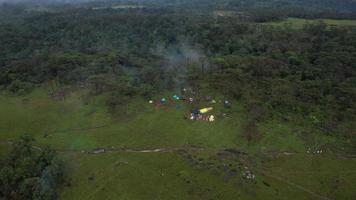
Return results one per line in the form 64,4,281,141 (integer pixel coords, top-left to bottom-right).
149,94,182,105
190,107,215,122
148,91,232,123
242,170,255,180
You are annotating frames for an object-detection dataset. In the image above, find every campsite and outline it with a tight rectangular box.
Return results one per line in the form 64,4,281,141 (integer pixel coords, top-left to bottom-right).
0,1,356,200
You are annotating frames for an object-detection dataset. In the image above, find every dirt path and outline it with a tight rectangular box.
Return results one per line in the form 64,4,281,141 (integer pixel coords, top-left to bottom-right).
0,140,214,154
85,146,211,154
0,140,312,156
1,139,356,159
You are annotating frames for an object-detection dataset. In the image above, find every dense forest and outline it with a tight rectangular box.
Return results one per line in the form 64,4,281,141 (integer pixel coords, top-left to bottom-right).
1,1,355,139
0,0,355,199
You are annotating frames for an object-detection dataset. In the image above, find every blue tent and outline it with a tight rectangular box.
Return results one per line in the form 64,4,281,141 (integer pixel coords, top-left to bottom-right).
192,108,200,115
173,95,180,100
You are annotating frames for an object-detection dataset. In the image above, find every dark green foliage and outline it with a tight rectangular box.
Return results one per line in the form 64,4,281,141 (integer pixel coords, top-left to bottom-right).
0,135,66,200
8,80,33,94
0,2,354,138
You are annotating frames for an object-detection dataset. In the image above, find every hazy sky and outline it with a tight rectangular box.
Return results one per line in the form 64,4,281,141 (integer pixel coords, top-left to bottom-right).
0,0,94,2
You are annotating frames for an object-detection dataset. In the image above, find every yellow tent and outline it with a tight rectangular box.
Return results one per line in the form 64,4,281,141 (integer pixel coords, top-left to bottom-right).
199,107,213,114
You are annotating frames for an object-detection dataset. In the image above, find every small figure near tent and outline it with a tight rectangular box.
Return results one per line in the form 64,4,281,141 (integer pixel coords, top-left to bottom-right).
160,98,167,104
189,97,194,103
224,100,231,108
190,113,195,120
209,115,215,122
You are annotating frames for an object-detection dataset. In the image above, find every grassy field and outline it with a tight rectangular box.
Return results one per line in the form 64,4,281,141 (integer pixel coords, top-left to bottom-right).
0,88,355,200
0,88,246,150
263,18,356,28
59,150,356,200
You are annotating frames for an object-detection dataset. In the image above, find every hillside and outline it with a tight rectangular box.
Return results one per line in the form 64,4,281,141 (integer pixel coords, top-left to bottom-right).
0,1,355,200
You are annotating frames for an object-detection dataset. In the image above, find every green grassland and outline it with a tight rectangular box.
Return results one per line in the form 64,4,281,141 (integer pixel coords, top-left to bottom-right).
61,152,355,200
263,18,356,28
0,88,355,200
0,88,246,150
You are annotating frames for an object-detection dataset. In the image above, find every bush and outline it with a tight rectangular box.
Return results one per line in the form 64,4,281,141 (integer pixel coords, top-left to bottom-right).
7,80,33,94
